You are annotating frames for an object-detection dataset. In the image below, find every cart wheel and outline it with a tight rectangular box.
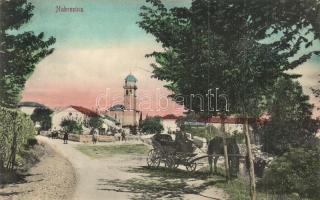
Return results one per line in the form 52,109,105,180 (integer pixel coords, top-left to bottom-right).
186,162,197,172
164,156,177,169
147,149,160,167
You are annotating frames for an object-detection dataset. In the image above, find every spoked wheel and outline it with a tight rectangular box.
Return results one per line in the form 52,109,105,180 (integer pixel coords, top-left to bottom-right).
164,155,178,169
146,149,160,167
186,162,197,172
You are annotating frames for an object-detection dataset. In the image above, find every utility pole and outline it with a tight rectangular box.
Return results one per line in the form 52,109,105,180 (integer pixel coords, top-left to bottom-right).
221,114,230,181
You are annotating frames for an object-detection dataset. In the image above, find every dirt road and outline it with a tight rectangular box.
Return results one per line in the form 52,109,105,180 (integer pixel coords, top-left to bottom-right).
0,143,75,200
37,136,228,200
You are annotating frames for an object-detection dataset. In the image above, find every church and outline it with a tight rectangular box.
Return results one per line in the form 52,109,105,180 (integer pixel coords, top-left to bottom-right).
105,73,140,128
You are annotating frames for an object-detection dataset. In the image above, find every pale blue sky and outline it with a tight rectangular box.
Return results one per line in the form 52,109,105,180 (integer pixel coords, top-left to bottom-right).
22,0,190,48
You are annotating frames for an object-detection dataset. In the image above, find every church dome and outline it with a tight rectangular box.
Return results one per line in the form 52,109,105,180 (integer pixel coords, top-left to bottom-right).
125,74,137,82
108,104,125,111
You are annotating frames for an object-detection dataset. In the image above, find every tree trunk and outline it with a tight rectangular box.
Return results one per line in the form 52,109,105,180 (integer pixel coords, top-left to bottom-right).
221,115,230,182
244,116,256,200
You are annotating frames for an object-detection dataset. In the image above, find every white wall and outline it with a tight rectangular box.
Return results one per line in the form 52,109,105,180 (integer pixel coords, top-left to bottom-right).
51,107,88,132
19,107,36,115
162,119,177,133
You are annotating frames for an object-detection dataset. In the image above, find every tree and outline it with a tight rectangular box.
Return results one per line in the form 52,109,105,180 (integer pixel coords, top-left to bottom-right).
259,147,320,199
60,118,83,134
138,1,320,199
311,74,320,110
259,78,318,155
0,0,56,108
88,116,103,130
140,116,164,134
30,107,53,131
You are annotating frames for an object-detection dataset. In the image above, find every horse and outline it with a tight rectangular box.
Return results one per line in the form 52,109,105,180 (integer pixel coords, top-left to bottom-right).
207,137,240,176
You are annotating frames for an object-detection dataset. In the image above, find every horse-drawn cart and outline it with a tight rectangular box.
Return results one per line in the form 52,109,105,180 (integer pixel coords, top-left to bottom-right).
146,133,201,172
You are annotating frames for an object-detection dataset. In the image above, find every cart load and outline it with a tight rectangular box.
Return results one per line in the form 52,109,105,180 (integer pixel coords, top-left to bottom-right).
146,132,199,171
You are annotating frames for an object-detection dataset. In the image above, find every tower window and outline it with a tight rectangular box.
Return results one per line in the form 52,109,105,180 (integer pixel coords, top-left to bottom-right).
126,90,128,95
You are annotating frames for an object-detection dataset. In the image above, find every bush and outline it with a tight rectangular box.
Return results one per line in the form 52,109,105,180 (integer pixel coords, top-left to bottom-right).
0,107,35,170
88,116,103,129
27,137,38,147
140,116,164,134
259,147,320,199
60,118,83,134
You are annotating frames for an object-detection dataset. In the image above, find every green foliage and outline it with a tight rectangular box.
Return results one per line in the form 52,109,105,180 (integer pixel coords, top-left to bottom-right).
30,107,53,131
0,0,56,108
138,0,320,117
60,118,83,134
311,74,320,110
26,137,38,147
0,107,35,170
259,79,319,155
184,125,219,142
259,147,320,199
88,116,103,129
140,116,164,134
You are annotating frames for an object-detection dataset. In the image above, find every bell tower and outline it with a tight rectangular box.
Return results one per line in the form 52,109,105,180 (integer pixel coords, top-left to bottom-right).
124,73,137,111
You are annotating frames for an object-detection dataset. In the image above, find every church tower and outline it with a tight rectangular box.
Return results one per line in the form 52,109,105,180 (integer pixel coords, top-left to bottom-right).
123,73,137,127
124,73,137,110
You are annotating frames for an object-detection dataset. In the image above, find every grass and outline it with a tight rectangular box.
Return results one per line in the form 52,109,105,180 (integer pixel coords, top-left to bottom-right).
76,144,150,158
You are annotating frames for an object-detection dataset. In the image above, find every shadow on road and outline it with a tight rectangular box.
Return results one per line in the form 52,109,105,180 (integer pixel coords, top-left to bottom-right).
97,166,226,200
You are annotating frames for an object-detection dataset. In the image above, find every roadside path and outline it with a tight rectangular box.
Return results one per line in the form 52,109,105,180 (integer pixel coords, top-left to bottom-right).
0,143,75,200
37,136,228,200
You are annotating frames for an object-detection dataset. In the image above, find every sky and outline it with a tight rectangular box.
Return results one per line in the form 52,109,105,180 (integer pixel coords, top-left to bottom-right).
21,0,320,117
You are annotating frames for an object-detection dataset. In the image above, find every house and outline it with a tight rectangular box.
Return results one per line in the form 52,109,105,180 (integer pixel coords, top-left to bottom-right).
18,101,50,115
161,114,179,133
52,105,118,134
51,105,100,133
105,73,140,127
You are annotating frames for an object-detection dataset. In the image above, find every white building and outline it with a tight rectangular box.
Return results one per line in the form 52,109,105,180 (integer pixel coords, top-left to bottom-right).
51,105,100,133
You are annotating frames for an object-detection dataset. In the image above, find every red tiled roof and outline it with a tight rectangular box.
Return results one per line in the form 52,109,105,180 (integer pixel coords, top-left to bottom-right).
162,114,180,120
200,116,268,125
71,106,99,117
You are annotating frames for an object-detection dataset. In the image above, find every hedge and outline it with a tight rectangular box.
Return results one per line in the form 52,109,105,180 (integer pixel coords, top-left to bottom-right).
0,107,35,170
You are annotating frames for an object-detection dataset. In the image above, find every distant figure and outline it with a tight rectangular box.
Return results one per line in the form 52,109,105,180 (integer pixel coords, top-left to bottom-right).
92,129,98,144
63,132,69,144
121,131,126,141
51,130,58,139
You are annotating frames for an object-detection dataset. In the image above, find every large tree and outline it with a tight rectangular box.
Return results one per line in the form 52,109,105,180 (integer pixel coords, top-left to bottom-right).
138,1,320,199
0,0,56,108
30,107,53,131
259,78,319,155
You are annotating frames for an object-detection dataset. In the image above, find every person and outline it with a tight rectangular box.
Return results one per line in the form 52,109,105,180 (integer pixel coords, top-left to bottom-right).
121,130,126,142
63,131,69,144
92,128,98,144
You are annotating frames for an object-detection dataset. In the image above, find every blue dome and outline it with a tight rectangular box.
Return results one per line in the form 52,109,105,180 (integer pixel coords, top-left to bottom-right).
109,104,125,111
125,74,137,82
